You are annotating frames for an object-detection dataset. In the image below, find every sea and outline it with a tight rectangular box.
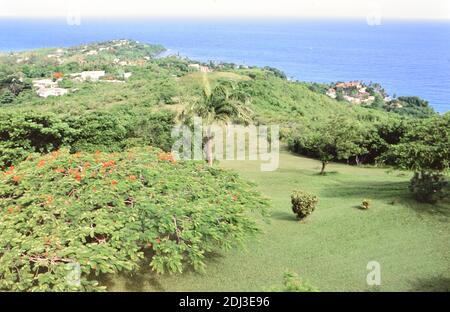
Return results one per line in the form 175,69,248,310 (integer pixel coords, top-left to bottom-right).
1,18,449,113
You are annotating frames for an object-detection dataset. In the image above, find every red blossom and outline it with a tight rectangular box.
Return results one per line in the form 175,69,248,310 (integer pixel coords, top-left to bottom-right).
159,152,168,161
102,160,115,169
128,175,137,181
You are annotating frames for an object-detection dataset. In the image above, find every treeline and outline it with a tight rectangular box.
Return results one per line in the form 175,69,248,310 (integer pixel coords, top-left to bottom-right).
288,113,450,203
0,109,175,168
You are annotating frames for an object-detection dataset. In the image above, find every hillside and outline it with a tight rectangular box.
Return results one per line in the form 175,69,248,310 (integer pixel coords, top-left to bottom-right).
0,40,448,292
1,40,404,125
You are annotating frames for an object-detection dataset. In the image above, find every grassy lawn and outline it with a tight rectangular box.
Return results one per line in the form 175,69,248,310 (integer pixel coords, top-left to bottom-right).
105,149,450,292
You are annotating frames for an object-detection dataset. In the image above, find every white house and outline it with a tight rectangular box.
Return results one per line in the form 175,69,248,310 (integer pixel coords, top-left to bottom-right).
70,71,106,82
188,64,201,70
32,79,58,89
36,88,69,98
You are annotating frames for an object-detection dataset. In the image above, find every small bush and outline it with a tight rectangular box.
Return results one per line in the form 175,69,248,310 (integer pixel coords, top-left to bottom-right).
361,199,371,209
269,271,319,292
291,190,318,220
410,172,447,203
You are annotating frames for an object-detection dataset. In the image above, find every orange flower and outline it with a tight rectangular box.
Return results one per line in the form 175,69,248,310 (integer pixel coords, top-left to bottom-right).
84,162,91,169
12,175,21,183
74,174,82,182
169,152,176,164
102,160,115,169
128,175,137,181
159,152,168,161
111,180,118,186
68,168,79,175
47,195,54,204
53,72,63,80
4,165,15,175
37,160,46,168
155,238,161,244
7,207,15,214
54,168,65,173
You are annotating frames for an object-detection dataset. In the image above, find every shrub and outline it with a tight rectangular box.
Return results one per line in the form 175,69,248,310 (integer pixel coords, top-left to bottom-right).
0,112,74,168
65,112,130,152
269,271,319,292
291,190,318,220
0,110,176,168
0,147,269,291
0,89,15,104
361,199,371,209
409,172,448,203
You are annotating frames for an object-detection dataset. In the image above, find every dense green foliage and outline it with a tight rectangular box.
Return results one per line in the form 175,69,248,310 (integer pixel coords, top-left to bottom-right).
0,110,176,168
384,114,450,202
387,96,436,118
384,114,450,172
291,190,318,220
0,72,32,104
288,116,368,174
0,147,268,291
0,112,73,168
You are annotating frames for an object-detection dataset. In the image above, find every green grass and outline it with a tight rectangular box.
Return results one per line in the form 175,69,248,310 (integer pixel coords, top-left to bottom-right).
104,149,450,292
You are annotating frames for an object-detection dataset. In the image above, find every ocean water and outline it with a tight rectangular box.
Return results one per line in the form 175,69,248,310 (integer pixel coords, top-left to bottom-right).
1,18,449,113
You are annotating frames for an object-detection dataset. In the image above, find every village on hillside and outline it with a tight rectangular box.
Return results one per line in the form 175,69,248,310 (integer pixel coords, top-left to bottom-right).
326,81,393,105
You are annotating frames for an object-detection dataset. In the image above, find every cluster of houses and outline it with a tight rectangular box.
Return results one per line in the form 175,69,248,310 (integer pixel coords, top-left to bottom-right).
32,78,68,98
326,81,377,105
33,70,132,98
188,63,213,73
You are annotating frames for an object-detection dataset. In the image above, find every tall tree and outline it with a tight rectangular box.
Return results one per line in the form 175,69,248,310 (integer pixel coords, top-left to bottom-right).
308,116,367,175
182,80,252,165
383,114,450,202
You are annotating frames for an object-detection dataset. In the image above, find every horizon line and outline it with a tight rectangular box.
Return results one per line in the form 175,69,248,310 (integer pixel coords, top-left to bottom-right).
1,15,449,21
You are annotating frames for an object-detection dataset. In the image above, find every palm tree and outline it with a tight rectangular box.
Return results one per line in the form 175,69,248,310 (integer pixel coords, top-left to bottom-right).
182,80,252,165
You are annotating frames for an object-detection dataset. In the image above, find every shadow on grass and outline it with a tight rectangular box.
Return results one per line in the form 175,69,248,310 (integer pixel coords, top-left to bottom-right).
98,251,226,291
409,276,450,292
406,199,450,218
313,171,340,176
97,265,166,292
271,211,297,222
321,180,450,218
320,180,410,200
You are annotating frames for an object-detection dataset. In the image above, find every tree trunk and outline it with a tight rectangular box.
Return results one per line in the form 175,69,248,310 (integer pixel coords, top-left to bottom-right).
320,161,327,175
